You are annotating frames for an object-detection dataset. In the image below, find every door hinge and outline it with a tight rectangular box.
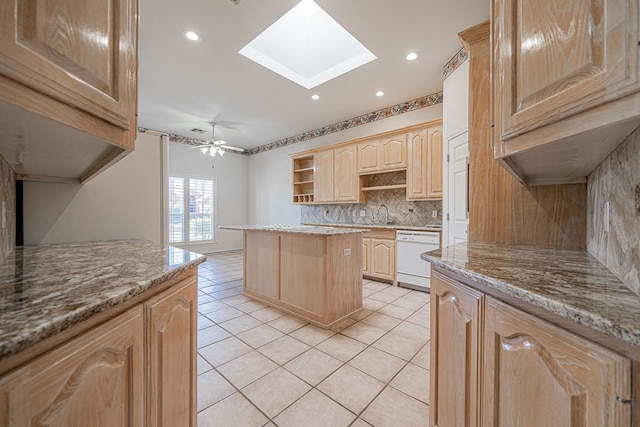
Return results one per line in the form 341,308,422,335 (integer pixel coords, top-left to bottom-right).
446,154,450,163
446,213,450,221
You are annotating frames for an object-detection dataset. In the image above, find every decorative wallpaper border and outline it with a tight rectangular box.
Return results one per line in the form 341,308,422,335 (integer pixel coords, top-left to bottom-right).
246,91,443,155
442,48,468,80
139,91,443,156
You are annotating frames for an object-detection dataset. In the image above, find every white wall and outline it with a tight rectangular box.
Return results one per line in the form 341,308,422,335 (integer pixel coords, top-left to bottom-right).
247,106,443,225
24,132,164,244
169,141,248,253
442,59,470,246
443,59,469,140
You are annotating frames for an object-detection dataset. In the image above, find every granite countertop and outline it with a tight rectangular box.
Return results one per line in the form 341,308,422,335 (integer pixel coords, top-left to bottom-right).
220,225,370,235
422,242,640,350
303,222,443,232
0,240,205,361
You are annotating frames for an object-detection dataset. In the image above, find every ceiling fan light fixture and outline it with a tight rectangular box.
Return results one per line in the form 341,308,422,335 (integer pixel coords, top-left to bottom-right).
200,146,208,154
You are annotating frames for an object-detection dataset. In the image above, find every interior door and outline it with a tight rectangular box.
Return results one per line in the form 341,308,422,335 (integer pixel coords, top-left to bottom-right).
446,131,469,246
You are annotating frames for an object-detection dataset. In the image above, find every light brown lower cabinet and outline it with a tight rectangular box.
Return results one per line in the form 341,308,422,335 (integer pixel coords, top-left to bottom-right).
362,229,396,284
146,276,198,426
430,271,482,427
0,272,197,426
0,306,145,426
431,270,633,427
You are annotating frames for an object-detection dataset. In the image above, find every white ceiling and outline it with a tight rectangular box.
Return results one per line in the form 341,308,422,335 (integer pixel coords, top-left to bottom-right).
138,0,489,151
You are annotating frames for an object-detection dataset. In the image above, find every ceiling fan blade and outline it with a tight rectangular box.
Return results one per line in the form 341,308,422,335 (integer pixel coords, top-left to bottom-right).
222,145,246,153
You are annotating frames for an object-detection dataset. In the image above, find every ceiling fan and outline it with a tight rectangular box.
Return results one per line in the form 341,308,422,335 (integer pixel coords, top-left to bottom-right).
197,122,245,156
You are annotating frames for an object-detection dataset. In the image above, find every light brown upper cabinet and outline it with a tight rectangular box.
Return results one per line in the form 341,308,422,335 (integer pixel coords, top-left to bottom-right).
314,150,334,203
407,122,443,200
357,139,381,173
313,146,359,203
333,145,359,202
291,122,434,204
358,134,407,173
380,134,407,170
492,0,640,185
292,155,315,204
0,0,138,183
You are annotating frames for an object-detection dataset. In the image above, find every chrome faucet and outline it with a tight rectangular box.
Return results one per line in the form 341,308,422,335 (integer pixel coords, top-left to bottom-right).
375,204,390,224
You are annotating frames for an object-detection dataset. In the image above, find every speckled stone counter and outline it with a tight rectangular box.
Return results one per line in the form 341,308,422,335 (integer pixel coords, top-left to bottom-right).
0,240,205,360
421,242,640,350
220,225,370,235
303,222,442,233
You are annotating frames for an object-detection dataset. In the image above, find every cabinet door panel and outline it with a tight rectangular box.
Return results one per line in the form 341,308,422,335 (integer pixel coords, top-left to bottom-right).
334,145,358,201
494,0,639,140
483,298,631,427
146,277,198,427
0,0,137,129
0,307,144,427
407,129,428,200
358,140,381,172
381,135,407,169
362,238,370,276
245,231,280,299
426,127,443,199
430,272,482,427
314,150,334,202
371,239,395,281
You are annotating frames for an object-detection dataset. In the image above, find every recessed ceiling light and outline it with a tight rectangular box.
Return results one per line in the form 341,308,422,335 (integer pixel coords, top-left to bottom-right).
311,94,320,100
406,52,419,61
375,91,384,97
183,30,200,42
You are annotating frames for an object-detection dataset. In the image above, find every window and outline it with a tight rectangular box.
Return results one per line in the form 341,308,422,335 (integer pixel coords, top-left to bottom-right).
169,176,215,244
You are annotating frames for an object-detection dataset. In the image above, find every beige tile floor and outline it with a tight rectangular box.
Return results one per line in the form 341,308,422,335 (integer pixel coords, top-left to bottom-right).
196,250,431,427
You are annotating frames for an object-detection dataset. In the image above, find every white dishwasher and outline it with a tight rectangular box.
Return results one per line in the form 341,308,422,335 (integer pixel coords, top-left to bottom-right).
396,230,440,292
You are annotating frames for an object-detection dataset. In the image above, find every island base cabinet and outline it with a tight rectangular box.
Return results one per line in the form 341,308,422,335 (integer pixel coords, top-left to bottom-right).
242,230,363,328
146,276,198,427
0,306,144,427
244,231,280,300
483,297,632,427
430,271,482,427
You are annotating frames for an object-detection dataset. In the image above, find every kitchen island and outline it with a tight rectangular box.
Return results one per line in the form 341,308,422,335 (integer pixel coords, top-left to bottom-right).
221,225,367,328
0,240,205,426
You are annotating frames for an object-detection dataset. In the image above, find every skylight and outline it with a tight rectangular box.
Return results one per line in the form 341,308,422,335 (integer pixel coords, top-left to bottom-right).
238,0,376,89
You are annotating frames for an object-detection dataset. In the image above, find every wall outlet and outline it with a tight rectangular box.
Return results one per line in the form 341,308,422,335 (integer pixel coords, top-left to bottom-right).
604,201,611,232
352,210,356,217
343,248,351,256
432,210,438,218
359,210,366,217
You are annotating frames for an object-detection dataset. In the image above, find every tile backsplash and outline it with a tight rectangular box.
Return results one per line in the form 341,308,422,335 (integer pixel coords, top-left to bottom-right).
301,174,442,227
0,153,16,262
588,125,640,295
